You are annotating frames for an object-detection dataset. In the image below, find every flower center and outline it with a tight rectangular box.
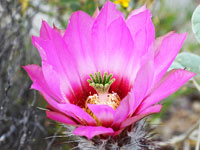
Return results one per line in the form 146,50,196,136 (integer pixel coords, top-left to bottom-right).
87,72,115,94
85,72,121,121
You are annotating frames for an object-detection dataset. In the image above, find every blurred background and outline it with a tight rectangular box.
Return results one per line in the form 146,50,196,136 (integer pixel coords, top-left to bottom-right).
0,0,200,150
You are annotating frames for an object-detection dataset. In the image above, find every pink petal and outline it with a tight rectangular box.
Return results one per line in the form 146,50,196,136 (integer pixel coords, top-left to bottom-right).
106,17,141,98
41,61,65,102
127,9,155,57
127,5,147,20
23,64,61,101
63,11,96,77
137,69,195,113
40,20,65,39
23,64,44,91
32,31,88,106
131,59,154,111
23,65,76,108
40,20,53,40
42,92,97,126
87,104,115,127
120,105,162,129
32,36,47,61
92,7,100,18
110,129,124,136
153,32,187,85
73,126,114,139
53,24,65,36
32,33,77,82
91,1,124,71
46,111,77,126
62,11,97,105
112,92,135,129
106,17,138,84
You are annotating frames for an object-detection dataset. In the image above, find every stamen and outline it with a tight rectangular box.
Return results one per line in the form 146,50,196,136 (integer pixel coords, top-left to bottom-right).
85,93,120,124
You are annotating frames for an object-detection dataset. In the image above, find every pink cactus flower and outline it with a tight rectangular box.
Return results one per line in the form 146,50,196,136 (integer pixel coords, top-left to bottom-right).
23,1,195,140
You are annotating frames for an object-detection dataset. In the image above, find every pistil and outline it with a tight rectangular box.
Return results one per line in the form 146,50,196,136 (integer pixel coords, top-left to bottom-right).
85,72,121,122
87,72,115,94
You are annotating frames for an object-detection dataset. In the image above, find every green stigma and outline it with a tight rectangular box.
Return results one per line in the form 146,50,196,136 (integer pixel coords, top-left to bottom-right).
87,72,115,93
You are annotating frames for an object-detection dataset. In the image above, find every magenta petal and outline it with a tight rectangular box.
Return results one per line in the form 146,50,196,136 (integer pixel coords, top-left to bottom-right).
112,93,135,129
138,69,195,112
32,32,77,82
32,30,87,104
40,20,64,39
23,64,60,100
32,36,47,61
107,17,139,98
153,32,187,84
107,17,138,83
127,9,155,57
46,111,77,126
53,24,65,36
41,92,97,126
58,103,97,126
91,1,124,70
132,59,154,108
92,7,100,18
23,63,68,103
87,104,115,127
120,105,162,129
23,64,45,91
40,20,53,40
63,11,96,76
42,61,64,101
73,126,114,139
127,5,147,20
139,104,162,115
52,11,96,102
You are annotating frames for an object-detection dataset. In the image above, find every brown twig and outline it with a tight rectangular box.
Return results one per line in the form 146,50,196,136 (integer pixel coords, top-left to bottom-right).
158,120,200,147
192,78,200,92
195,123,200,150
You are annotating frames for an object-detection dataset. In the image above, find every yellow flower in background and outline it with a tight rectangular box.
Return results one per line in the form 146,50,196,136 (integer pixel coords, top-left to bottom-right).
114,0,130,8
19,0,29,13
